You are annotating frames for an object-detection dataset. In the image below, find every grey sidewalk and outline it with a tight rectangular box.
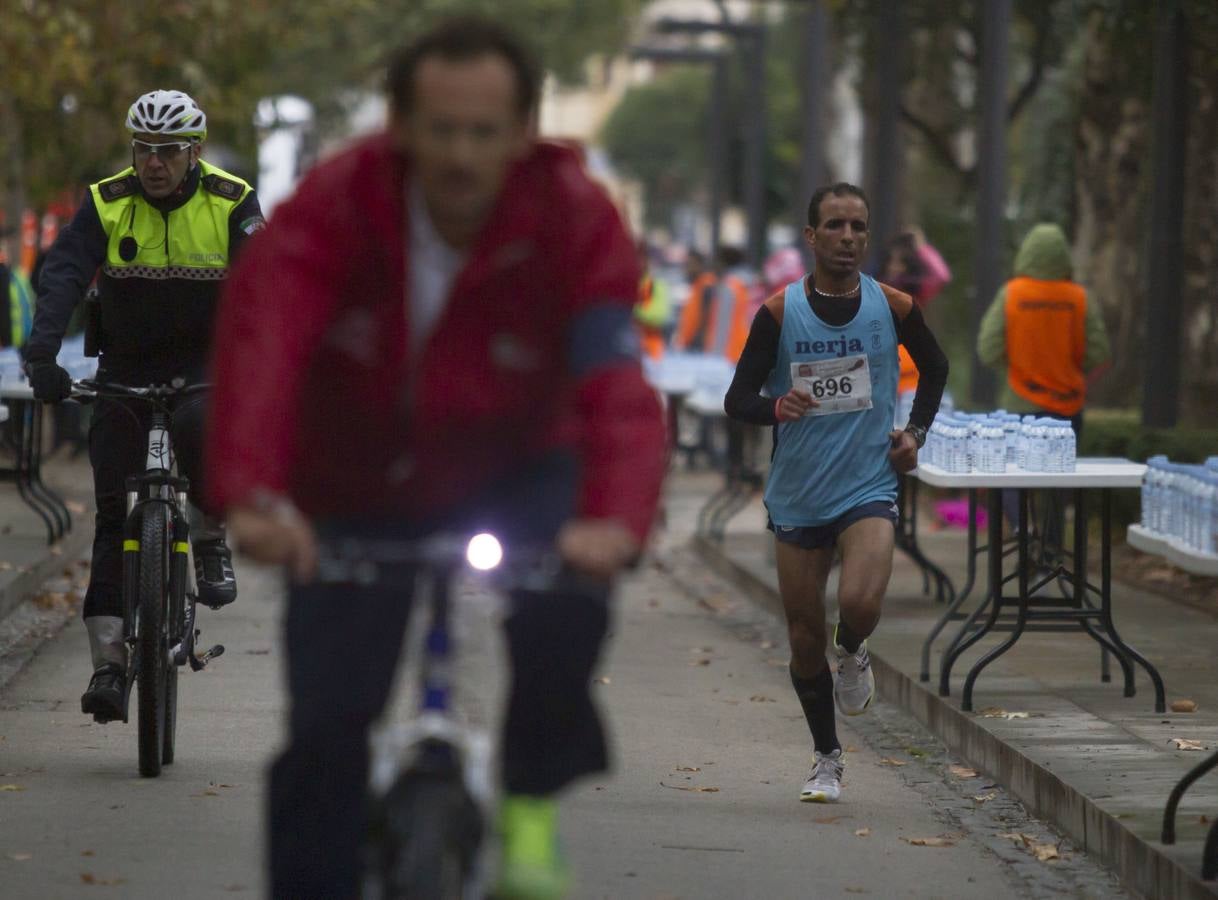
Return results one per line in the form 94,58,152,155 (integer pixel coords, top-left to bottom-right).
684,470,1218,900
0,449,94,622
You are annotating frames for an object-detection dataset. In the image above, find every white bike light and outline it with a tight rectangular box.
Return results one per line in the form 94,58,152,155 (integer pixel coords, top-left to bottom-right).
466,533,503,571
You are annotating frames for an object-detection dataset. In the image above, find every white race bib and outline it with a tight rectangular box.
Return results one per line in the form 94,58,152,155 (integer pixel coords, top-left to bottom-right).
790,354,873,416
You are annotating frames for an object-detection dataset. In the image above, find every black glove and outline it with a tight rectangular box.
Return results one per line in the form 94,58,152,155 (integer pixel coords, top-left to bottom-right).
24,356,73,403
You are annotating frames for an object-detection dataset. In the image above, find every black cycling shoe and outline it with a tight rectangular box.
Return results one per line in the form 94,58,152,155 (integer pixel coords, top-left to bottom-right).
195,539,238,609
81,663,125,723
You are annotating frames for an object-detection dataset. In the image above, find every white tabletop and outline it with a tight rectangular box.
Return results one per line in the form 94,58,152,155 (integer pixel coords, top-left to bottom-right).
644,352,734,398
1127,524,1218,577
914,459,1146,489
0,383,34,401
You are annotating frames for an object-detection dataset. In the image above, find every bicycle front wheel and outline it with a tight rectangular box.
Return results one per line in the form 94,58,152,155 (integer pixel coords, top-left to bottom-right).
137,503,170,778
366,775,483,900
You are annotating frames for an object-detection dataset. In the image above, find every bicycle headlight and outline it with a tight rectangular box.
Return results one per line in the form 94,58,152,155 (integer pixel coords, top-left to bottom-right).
466,533,503,571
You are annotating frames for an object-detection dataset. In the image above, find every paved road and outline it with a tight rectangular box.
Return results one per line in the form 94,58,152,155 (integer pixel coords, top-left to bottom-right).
0,519,1128,898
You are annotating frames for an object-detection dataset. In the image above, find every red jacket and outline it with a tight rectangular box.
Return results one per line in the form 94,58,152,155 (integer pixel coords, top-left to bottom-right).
205,135,665,542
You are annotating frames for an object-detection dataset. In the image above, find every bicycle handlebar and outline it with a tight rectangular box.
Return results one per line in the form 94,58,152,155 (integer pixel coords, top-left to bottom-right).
314,532,577,592
69,378,211,404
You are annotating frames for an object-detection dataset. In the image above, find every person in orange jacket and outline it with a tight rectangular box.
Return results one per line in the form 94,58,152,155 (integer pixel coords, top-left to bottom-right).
673,246,752,364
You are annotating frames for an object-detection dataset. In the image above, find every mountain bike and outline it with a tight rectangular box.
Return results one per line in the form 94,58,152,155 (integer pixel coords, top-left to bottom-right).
71,379,224,777
315,531,568,900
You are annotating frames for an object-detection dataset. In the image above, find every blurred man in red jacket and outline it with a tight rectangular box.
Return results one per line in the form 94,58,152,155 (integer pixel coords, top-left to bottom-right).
205,18,665,898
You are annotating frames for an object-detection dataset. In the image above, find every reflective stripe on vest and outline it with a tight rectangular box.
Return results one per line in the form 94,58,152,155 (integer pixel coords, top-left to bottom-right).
90,161,249,282
1004,276,1088,416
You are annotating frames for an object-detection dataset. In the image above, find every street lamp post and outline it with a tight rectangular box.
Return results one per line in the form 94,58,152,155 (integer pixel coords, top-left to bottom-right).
629,47,728,261
655,18,768,270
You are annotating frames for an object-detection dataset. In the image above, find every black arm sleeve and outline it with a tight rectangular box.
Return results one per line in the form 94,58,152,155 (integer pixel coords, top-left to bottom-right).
724,305,780,425
227,191,266,261
21,196,108,362
895,304,949,430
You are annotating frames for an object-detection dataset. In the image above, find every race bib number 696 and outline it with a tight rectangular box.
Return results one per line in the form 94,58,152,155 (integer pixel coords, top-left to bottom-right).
790,354,874,416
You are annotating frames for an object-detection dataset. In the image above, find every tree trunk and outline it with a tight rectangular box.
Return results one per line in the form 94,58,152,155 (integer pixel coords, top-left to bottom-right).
1072,13,1150,409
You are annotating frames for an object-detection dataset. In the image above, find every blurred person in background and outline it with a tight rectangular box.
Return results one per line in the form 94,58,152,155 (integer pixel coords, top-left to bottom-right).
880,227,952,399
634,242,671,361
673,245,751,364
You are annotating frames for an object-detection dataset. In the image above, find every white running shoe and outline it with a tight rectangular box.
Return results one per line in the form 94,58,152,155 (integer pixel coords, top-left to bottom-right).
833,629,876,716
800,748,844,802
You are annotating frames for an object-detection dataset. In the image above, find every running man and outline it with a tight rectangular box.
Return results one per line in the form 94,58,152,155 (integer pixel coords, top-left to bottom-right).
724,182,948,802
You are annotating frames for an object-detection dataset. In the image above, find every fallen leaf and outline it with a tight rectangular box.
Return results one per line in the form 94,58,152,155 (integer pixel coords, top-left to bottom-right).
193,789,220,797
675,766,701,773
902,836,956,847
998,833,1038,846
1031,843,1060,861
690,646,714,653
244,648,271,656
749,695,776,703
813,815,847,824
0,784,25,791
949,765,979,778
10,853,31,861
1170,739,1206,751
759,640,776,649
907,748,928,759
1170,700,1198,713
978,707,1007,717
80,873,126,886
659,782,719,793
689,659,711,667
845,889,868,895
973,792,998,803
81,850,95,857
1003,712,1030,719
765,658,788,667
878,757,907,767
0,561,12,571
845,745,859,753
66,501,88,515
854,827,871,837
1201,815,1210,825
595,676,611,685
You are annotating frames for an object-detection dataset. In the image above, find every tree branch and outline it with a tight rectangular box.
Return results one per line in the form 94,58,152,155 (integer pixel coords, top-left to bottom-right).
1007,7,1052,122
899,101,969,177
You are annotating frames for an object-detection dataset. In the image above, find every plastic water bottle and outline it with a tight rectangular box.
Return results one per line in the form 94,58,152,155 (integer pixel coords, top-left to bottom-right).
1024,420,1043,472
949,420,969,474
1197,472,1215,555
1002,415,1020,465
979,422,1006,473
1059,421,1076,472
1207,472,1218,556
1017,415,1035,469
1161,464,1179,540
1143,457,1163,532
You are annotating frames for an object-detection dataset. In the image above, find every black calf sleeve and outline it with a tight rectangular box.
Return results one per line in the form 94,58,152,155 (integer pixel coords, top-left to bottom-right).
835,619,863,654
789,663,840,755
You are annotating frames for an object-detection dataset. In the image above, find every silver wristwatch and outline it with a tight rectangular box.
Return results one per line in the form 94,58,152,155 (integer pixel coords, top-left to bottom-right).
904,424,928,449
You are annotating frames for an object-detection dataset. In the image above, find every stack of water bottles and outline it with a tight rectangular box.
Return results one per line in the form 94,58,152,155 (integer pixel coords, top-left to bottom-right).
922,409,1077,475
1140,455,1218,558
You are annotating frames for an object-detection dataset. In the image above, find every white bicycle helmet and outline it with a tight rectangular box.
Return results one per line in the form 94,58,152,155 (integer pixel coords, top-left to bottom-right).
125,90,207,140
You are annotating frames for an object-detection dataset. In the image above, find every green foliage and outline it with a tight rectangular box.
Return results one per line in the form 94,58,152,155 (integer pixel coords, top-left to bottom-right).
1080,411,1218,465
1,0,640,208
600,67,712,229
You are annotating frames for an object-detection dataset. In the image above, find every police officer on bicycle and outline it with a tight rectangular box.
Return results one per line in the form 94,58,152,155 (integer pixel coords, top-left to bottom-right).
21,90,264,723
